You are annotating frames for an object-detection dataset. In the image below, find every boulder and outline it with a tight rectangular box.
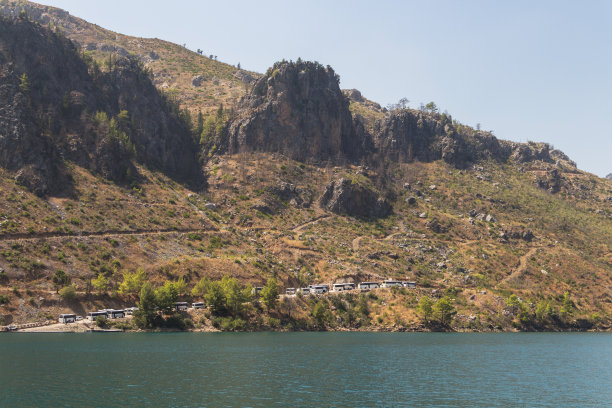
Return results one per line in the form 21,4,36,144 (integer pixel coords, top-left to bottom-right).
319,178,391,218
192,75,206,87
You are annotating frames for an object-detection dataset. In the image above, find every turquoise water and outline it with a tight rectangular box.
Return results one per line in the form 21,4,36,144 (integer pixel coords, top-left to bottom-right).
0,333,610,407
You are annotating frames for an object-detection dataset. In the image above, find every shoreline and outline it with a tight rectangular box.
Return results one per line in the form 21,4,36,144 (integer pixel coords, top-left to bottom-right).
5,322,610,334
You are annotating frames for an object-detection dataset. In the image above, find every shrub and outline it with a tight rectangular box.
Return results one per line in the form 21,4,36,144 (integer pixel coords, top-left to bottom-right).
59,285,76,301
52,270,71,292
95,315,108,328
0,294,10,304
211,316,246,331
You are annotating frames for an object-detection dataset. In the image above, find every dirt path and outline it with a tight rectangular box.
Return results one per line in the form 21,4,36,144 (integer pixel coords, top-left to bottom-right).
0,226,216,243
500,247,538,285
292,215,332,233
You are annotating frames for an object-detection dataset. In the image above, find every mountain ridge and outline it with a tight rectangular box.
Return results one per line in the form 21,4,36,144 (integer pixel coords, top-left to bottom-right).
0,2,609,332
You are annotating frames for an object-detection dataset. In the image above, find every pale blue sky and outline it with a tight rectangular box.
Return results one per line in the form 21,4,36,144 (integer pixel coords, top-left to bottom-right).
39,0,611,177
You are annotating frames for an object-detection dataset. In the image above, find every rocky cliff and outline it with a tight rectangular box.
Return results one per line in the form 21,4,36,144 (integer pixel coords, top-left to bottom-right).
224,60,370,163
0,16,203,195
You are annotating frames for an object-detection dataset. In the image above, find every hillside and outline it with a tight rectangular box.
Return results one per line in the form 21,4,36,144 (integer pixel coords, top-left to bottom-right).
0,0,259,117
0,3,610,333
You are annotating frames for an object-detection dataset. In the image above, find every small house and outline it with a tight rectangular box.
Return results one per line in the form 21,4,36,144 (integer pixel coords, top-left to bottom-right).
86,311,109,321
108,309,125,319
192,302,206,309
402,281,416,288
309,285,329,294
297,287,311,294
175,302,189,311
58,313,76,323
358,282,380,290
251,287,264,296
381,280,403,288
332,283,355,292
285,288,296,295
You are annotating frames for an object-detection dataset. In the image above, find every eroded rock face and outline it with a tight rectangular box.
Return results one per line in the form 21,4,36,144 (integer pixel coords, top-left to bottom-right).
373,109,512,168
225,61,368,163
0,18,204,195
319,178,391,218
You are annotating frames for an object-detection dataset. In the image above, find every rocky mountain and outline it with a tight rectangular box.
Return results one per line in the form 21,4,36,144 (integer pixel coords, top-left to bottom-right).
606,173,612,180
224,60,369,163
0,2,609,333
0,16,203,195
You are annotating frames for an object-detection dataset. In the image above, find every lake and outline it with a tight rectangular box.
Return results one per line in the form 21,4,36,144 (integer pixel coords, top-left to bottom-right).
0,332,610,407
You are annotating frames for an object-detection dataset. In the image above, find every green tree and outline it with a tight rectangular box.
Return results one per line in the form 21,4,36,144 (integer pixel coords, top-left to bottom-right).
91,273,109,294
506,294,522,314
260,277,279,311
425,101,438,114
52,270,71,292
222,276,250,316
134,282,157,329
312,301,330,326
191,276,211,297
418,296,435,323
357,294,370,318
155,280,178,313
559,292,575,319
174,276,188,296
205,280,226,315
59,285,76,301
19,73,30,93
535,300,555,323
118,268,146,296
433,296,456,325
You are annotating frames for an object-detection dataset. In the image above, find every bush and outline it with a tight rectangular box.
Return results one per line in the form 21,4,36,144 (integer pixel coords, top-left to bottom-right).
268,317,281,328
59,285,77,301
52,270,71,292
0,294,10,304
95,315,108,328
212,316,246,331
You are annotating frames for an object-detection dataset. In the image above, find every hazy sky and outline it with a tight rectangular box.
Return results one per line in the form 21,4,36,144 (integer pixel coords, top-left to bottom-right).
38,0,611,177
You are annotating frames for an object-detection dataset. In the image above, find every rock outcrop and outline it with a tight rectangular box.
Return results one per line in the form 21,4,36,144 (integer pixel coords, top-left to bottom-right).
224,60,369,163
319,178,391,218
606,173,612,181
0,17,203,195
373,108,516,168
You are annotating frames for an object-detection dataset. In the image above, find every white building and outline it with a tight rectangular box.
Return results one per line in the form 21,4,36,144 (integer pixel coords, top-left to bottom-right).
58,314,76,323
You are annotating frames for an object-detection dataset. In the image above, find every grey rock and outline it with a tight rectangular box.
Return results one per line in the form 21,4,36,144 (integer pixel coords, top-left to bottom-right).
234,69,255,84
192,75,206,87
319,178,391,218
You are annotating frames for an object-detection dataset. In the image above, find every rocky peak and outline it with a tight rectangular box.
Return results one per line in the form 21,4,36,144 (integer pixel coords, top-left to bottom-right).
605,173,612,181
0,17,203,195
224,60,368,163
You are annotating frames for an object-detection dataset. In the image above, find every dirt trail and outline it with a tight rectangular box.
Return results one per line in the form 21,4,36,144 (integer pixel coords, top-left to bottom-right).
500,247,538,285
292,215,332,233
0,226,216,243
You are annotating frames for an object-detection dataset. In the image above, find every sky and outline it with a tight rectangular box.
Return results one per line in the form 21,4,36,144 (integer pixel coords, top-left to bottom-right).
38,0,612,177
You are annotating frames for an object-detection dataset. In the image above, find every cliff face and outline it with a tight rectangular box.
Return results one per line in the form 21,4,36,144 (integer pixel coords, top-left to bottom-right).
225,61,369,163
0,17,203,195
372,108,577,171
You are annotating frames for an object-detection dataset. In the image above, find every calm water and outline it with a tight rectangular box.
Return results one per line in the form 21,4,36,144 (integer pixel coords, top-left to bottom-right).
0,332,610,407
